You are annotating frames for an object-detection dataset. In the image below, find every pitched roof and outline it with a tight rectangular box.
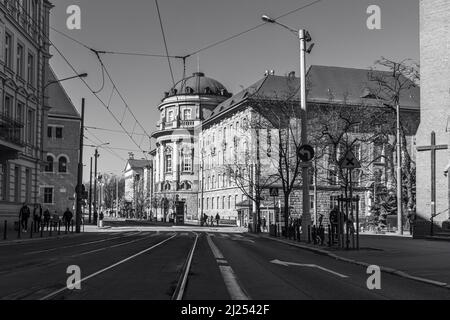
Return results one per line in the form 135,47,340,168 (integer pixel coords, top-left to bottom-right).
306,65,420,109
47,67,80,119
204,65,420,125
206,74,300,123
126,159,151,171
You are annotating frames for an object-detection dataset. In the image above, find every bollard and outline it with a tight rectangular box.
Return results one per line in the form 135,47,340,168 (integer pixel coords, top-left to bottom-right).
49,222,52,237
307,225,311,243
3,220,6,240
17,221,21,239
58,221,61,235
30,222,33,238
40,223,43,238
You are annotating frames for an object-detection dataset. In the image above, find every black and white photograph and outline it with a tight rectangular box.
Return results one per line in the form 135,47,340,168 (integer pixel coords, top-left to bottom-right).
0,0,449,316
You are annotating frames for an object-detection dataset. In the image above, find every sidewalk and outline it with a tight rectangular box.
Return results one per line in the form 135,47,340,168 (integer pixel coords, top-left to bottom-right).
0,223,84,245
250,232,450,288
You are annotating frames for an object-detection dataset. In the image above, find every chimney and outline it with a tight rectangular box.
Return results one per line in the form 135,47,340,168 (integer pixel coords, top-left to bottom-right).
288,71,295,78
264,70,269,76
270,70,275,75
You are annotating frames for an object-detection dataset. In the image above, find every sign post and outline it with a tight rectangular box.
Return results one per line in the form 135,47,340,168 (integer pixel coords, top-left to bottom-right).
270,187,279,236
339,149,361,250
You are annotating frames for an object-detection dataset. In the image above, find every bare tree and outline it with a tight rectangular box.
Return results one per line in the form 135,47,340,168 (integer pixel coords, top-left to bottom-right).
369,57,420,213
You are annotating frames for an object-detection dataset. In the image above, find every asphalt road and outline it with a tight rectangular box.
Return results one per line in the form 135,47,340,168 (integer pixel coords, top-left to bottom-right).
0,229,449,300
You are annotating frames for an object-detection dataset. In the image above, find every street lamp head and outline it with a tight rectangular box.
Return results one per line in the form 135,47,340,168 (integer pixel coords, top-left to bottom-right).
78,73,88,78
261,15,275,23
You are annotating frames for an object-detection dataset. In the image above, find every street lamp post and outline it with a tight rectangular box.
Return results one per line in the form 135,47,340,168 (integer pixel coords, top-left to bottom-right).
262,15,313,241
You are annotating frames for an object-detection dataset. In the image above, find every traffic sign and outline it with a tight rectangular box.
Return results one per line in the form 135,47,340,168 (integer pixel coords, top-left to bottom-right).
340,150,361,169
269,188,279,197
298,145,315,162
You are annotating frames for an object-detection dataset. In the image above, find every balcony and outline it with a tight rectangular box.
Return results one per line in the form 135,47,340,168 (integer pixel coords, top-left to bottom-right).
0,113,25,155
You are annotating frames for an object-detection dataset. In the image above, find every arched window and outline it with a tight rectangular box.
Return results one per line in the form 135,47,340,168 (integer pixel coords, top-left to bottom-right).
45,155,54,172
58,156,67,173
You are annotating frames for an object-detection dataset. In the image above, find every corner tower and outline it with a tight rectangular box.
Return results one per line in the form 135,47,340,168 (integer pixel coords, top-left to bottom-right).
151,72,231,222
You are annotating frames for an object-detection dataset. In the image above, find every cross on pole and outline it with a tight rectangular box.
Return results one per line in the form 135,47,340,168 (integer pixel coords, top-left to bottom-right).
417,131,448,235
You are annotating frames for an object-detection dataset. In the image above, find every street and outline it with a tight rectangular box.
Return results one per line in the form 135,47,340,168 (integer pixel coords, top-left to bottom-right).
1,228,449,300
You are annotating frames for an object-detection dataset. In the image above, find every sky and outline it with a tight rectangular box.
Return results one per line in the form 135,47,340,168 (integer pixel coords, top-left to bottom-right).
48,0,419,181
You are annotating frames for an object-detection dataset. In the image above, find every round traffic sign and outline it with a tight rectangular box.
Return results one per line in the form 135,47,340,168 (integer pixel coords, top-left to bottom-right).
298,145,315,162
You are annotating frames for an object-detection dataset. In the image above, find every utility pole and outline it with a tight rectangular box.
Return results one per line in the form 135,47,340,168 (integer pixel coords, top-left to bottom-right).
89,157,93,224
396,100,403,235
115,175,119,217
75,98,85,233
93,148,99,225
299,29,311,241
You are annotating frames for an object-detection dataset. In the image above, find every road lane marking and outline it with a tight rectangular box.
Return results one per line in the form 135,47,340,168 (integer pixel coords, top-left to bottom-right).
174,232,198,300
70,233,160,257
39,233,177,300
206,235,250,300
270,259,349,278
24,232,141,255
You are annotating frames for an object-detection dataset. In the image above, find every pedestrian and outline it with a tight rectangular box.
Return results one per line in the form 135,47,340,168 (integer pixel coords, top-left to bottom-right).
33,204,42,232
329,206,339,239
43,207,51,230
204,214,209,226
19,203,30,233
99,211,104,227
262,217,267,232
63,208,73,232
210,215,214,226
407,209,416,236
215,213,220,226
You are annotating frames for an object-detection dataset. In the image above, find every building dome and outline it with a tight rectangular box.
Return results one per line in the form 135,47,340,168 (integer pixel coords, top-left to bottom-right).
164,72,231,98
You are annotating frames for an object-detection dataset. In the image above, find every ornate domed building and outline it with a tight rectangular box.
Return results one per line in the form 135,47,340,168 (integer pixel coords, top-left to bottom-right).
150,72,231,222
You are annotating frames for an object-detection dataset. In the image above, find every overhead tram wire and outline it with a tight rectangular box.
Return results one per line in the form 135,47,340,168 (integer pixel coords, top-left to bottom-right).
154,0,176,87
84,135,126,162
44,0,326,157
12,1,152,159
85,126,148,136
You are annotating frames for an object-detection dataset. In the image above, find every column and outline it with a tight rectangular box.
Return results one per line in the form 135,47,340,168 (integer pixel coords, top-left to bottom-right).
173,140,179,183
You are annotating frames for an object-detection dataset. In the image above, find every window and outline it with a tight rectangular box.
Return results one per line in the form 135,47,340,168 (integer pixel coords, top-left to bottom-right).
183,109,191,120
43,187,53,204
47,126,52,138
182,153,192,172
0,163,7,201
217,197,219,209
330,195,340,210
45,155,54,172
27,53,35,85
58,156,67,173
167,110,174,122
14,166,20,202
373,139,385,163
4,95,13,118
211,197,214,210
353,143,361,161
5,32,12,68
310,195,315,210
165,154,172,173
222,196,225,209
55,127,63,139
228,196,231,209
206,198,209,210
27,109,34,144
25,169,31,203
17,102,24,141
17,43,24,77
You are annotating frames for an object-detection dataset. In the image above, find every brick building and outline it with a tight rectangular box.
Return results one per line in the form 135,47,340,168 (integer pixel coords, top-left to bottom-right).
415,0,450,236
0,0,52,224
38,67,80,215
199,66,419,227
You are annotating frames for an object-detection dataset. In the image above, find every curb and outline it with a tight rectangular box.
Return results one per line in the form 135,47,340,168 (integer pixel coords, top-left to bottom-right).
247,233,450,290
0,232,84,246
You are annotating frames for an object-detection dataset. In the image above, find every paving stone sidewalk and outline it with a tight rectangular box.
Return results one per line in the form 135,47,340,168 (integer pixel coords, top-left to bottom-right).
253,233,450,287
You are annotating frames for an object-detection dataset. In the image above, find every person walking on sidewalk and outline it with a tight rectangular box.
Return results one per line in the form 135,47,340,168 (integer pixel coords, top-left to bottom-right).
43,208,51,230
63,208,73,232
215,213,220,226
262,217,267,232
19,203,30,233
33,204,42,232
